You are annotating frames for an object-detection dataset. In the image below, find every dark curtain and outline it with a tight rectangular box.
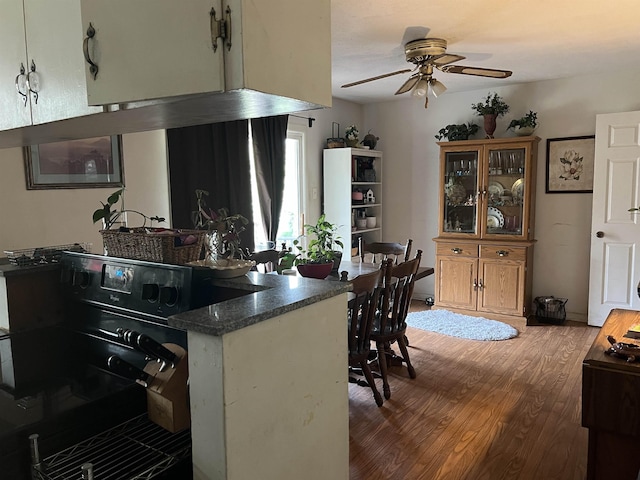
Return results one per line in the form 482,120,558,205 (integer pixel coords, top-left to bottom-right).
167,120,255,253
251,115,289,243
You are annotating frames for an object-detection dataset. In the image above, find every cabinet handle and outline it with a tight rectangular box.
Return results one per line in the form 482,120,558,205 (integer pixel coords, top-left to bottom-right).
496,250,509,257
83,23,99,80
451,247,462,254
27,60,40,105
15,63,28,106
473,280,478,290
477,279,484,290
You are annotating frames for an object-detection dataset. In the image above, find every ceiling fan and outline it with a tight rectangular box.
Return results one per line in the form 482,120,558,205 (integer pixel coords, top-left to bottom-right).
341,37,512,108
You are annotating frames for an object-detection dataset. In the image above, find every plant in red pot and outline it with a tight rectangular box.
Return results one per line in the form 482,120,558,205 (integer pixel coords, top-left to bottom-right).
293,214,343,279
471,92,509,139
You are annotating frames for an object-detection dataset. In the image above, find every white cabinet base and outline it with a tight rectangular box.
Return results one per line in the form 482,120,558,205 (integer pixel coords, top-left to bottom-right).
188,294,349,480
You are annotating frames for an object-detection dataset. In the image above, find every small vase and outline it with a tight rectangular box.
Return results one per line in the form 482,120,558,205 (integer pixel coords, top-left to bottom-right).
345,138,359,148
204,231,224,262
483,114,498,139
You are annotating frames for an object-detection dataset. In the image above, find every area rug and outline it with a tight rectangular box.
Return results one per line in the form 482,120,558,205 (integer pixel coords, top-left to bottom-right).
405,309,518,341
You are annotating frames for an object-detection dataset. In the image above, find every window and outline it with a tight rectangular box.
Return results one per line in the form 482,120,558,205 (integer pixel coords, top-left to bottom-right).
250,129,304,250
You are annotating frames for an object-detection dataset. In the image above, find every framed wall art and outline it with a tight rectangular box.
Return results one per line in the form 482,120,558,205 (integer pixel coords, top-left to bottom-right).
24,135,124,189
545,135,595,193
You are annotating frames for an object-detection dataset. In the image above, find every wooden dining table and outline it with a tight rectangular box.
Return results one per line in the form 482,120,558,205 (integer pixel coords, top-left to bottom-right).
334,259,434,282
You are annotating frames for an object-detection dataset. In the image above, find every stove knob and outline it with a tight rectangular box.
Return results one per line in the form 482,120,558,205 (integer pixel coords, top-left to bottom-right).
141,283,160,302
159,286,179,306
72,271,90,287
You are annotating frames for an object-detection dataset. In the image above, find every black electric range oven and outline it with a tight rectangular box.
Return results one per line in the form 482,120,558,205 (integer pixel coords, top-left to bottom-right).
0,252,215,480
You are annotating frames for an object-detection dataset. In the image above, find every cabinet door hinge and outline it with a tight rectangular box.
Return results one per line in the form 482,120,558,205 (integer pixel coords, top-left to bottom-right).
210,5,232,52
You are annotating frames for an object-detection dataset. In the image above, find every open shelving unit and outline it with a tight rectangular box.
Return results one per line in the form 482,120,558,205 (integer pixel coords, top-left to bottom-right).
323,147,383,259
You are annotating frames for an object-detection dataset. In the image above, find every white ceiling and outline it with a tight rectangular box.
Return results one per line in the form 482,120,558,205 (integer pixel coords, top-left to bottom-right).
331,0,640,104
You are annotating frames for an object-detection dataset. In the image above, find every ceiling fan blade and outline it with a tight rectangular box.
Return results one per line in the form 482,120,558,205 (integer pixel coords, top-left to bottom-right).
439,65,512,78
394,75,420,95
341,69,412,88
431,54,465,67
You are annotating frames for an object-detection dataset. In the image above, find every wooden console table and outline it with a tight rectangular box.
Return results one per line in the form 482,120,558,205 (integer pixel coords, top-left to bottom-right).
583,308,640,480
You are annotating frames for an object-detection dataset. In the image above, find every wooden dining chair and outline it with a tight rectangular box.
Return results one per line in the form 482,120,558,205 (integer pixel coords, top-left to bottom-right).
359,238,412,264
344,260,388,407
370,249,422,400
247,249,280,273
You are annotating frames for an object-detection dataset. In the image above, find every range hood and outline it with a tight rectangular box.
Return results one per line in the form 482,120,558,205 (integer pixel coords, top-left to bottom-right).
0,90,327,149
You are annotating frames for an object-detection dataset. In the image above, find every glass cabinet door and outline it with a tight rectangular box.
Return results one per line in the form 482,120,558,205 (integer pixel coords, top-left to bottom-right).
442,150,480,235
483,146,527,237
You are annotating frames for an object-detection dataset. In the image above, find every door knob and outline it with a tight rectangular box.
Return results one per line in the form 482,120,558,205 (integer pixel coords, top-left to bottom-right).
596,231,604,238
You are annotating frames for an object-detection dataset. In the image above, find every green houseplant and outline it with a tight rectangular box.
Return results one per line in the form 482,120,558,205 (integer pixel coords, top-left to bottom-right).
293,214,344,279
471,92,510,117
435,123,479,141
507,110,538,136
472,92,510,138
92,189,206,263
344,124,359,147
92,188,165,230
192,189,249,261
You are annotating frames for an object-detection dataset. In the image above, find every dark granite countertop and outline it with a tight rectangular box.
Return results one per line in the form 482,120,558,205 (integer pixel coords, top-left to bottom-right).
0,257,60,277
0,259,61,277
167,272,350,336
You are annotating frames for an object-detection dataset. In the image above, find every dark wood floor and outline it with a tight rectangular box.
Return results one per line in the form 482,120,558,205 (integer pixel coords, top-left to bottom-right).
348,301,599,480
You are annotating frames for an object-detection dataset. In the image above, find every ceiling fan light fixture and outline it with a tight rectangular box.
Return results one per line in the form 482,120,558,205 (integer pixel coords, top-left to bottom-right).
412,77,429,97
429,78,447,97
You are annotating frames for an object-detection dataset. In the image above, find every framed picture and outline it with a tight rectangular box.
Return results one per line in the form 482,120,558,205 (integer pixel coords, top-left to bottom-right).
24,135,124,189
545,135,595,193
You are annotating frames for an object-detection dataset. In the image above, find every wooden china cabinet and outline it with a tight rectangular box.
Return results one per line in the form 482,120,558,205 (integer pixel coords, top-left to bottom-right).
433,136,540,327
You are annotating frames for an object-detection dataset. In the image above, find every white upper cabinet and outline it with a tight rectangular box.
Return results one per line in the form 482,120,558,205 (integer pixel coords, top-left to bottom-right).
79,0,225,105
0,0,330,147
24,0,102,124
79,0,331,108
0,0,100,131
0,0,32,130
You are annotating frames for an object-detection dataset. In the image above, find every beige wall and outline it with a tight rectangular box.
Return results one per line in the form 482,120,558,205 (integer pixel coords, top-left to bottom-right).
362,67,640,322
0,129,170,255
4,67,640,321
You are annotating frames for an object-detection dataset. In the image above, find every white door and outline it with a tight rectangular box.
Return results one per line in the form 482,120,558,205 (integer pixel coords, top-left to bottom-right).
588,110,640,326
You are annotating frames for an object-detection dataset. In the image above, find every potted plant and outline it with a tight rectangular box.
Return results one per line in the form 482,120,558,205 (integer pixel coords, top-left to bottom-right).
507,110,538,136
92,188,165,230
293,214,344,279
93,189,206,263
435,123,479,141
344,125,359,148
471,92,510,138
192,189,249,262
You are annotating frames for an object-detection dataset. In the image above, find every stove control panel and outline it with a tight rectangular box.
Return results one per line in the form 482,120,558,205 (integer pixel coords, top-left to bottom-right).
59,252,213,320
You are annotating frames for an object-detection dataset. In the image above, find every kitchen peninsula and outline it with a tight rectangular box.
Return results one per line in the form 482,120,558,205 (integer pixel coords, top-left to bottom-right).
171,272,350,480
0,260,350,480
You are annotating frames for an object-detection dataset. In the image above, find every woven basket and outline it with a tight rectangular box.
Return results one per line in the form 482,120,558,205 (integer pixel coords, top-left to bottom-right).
101,229,205,264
